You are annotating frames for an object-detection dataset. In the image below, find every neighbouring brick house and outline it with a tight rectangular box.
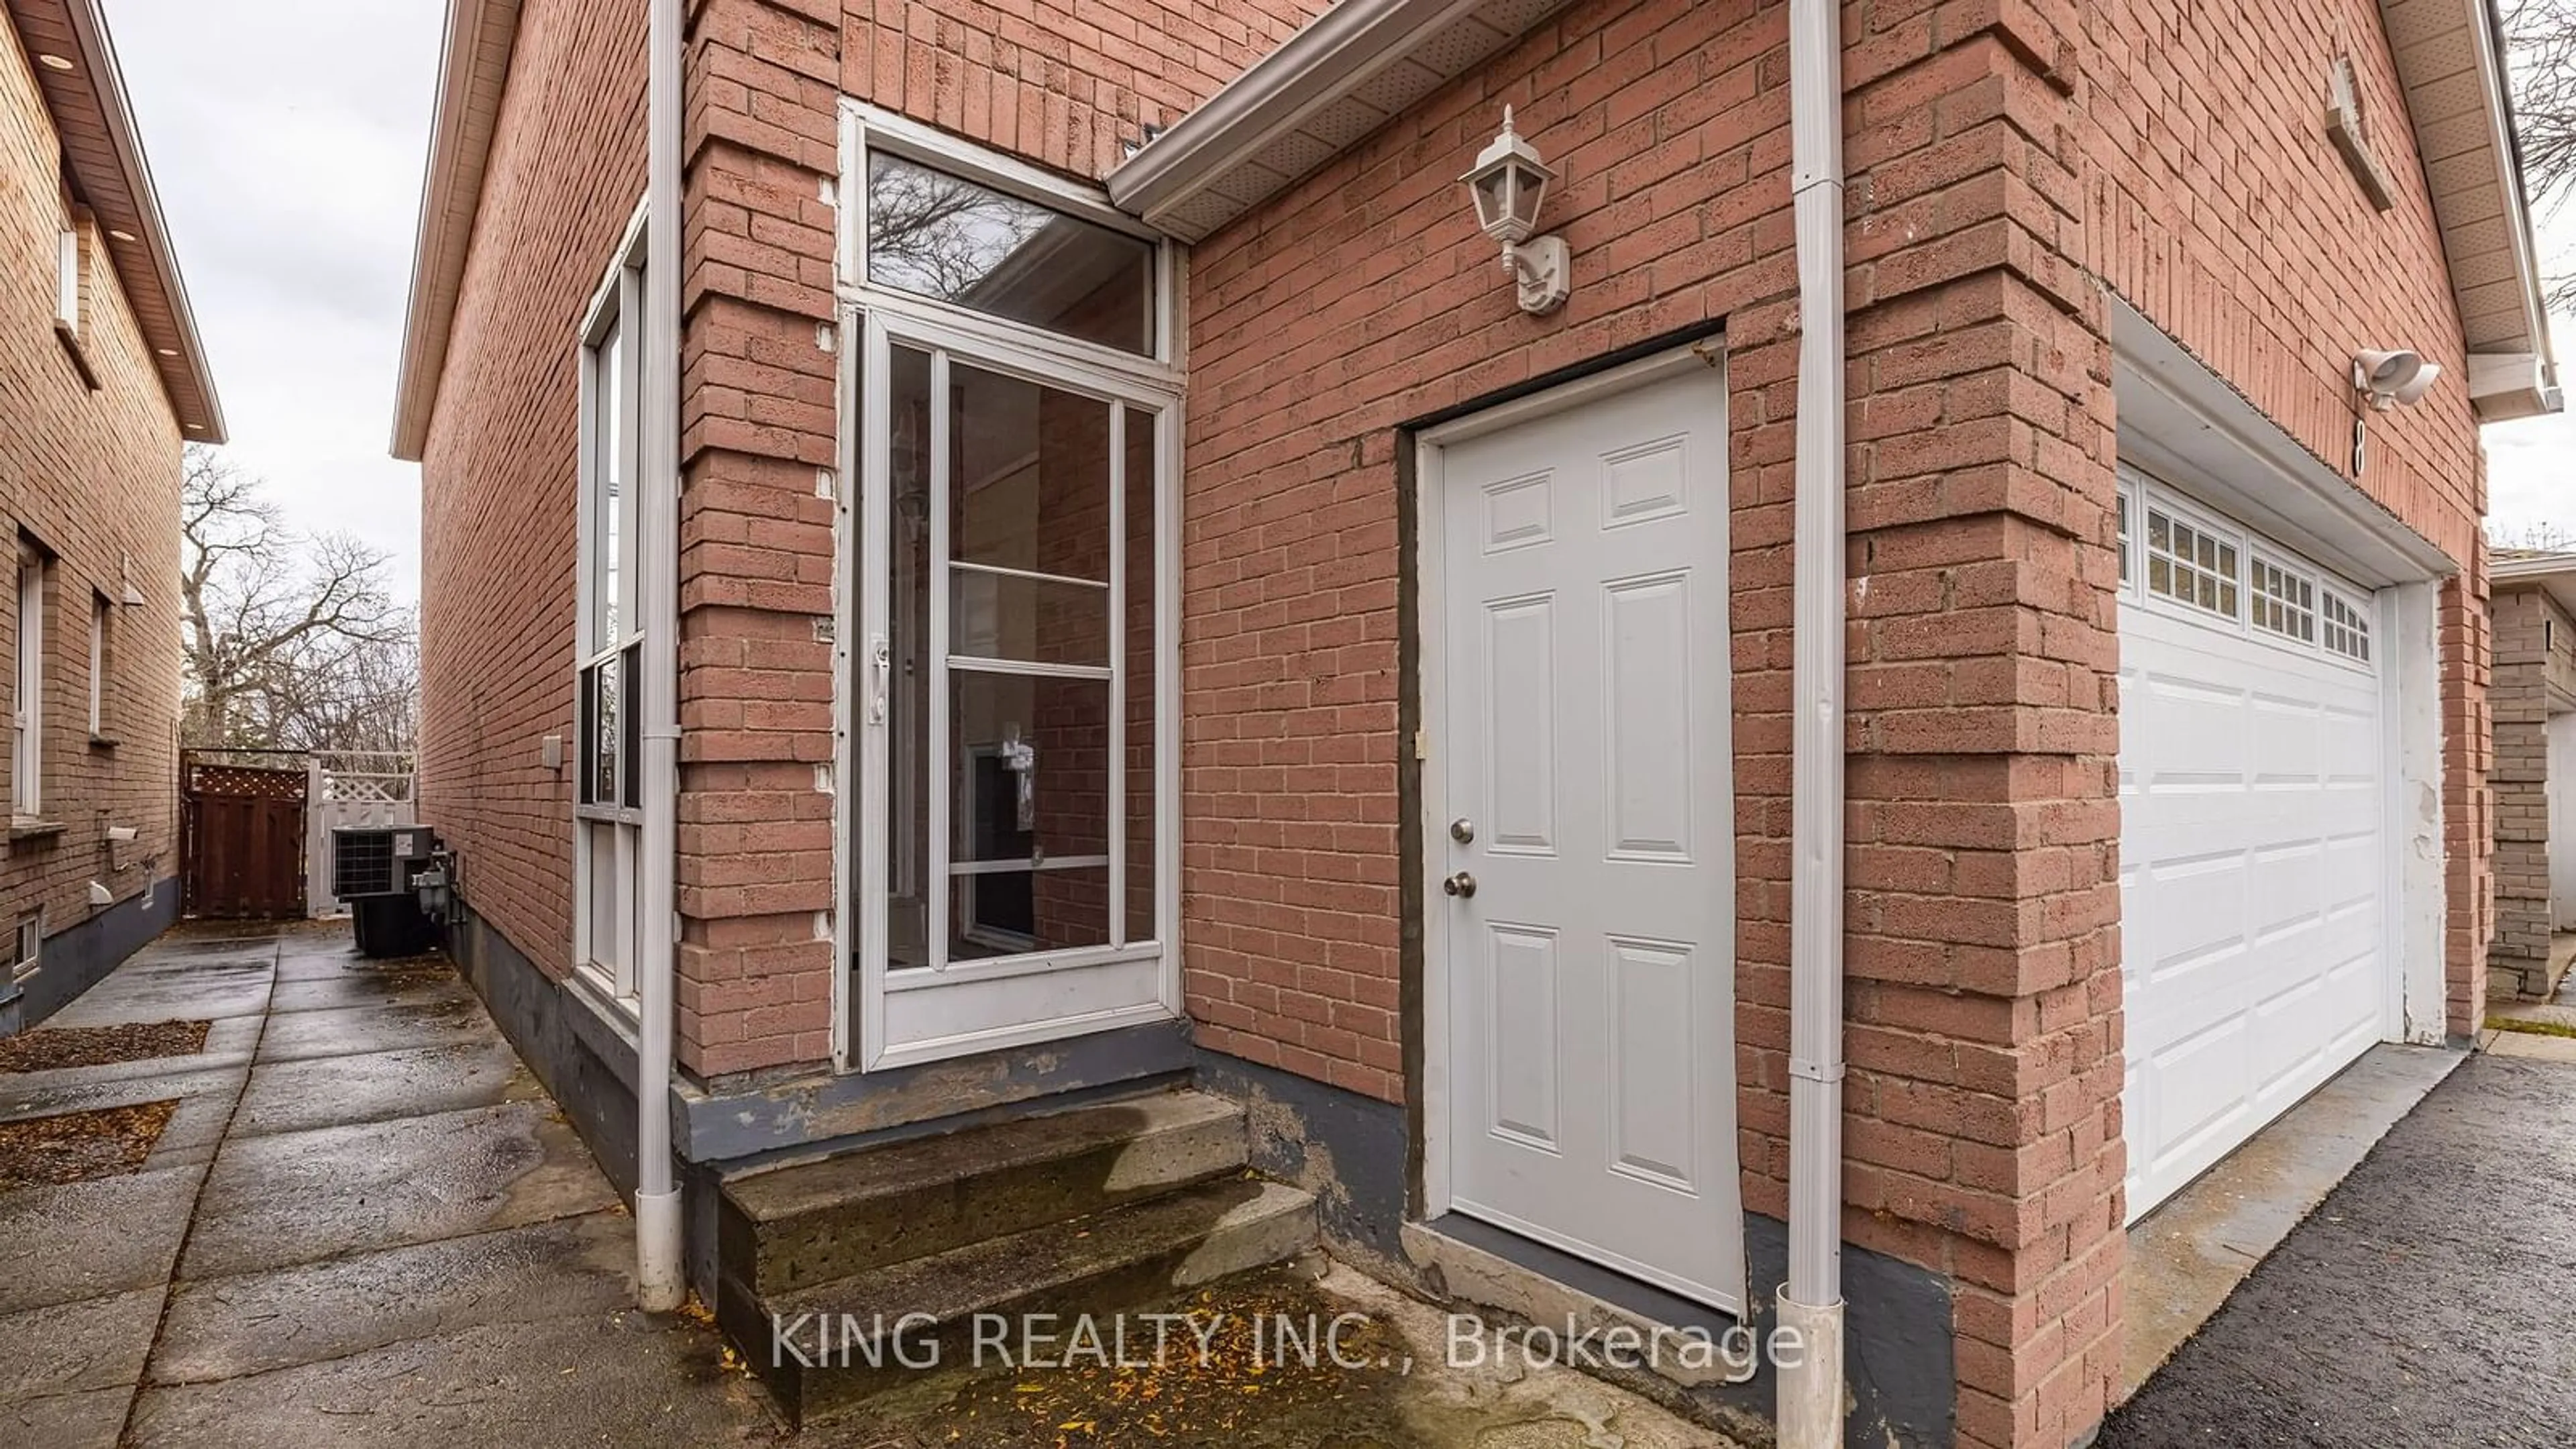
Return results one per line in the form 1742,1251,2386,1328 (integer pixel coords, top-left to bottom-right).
0,0,223,1033
394,0,2555,1444
2488,548,2576,1000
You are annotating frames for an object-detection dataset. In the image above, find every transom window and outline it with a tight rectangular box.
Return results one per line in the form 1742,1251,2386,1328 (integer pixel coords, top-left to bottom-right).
2322,590,2371,661
865,151,1155,356
2145,506,2238,618
574,211,649,1001
2249,558,2316,642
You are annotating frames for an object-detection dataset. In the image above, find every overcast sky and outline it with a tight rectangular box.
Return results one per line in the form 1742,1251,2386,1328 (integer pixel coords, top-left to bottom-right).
103,0,441,602
87,3,2576,596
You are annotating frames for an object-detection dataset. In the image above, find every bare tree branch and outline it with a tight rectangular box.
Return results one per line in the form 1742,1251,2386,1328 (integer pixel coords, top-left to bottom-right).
2506,0,2576,309
2491,519,2576,551
180,445,417,751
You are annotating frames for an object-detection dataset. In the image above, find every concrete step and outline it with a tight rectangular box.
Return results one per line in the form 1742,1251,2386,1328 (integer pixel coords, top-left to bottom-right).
722,1176,1318,1426
716,1088,1247,1299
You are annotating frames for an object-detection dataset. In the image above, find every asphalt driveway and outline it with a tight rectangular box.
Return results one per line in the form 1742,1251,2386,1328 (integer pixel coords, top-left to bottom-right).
2101,1051,2576,1446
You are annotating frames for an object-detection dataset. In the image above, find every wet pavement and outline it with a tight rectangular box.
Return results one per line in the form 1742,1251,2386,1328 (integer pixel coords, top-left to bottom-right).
2102,1052,2576,1446
0,922,1728,1449
0,922,776,1448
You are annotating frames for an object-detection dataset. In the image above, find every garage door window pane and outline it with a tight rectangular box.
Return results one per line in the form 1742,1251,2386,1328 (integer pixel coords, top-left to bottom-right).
2147,508,2239,620
2251,559,2316,643
2323,591,2371,661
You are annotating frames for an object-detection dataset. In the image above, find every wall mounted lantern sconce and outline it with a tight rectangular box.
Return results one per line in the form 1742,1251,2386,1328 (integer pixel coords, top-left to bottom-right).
1462,107,1569,315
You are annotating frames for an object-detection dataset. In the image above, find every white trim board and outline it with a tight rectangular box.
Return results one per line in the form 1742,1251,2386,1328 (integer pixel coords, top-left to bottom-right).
1105,0,1578,243
2110,298,2457,589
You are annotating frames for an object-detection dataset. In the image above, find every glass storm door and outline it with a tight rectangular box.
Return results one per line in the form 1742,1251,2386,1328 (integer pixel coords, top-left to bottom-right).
851,317,1175,1069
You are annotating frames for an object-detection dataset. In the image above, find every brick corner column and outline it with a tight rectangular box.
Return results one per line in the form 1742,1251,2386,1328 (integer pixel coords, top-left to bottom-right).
674,0,843,1079
1839,1,2125,1442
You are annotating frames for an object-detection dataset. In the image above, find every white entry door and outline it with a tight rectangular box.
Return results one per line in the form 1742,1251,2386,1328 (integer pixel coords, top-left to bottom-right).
2118,478,2393,1218
1430,353,1744,1313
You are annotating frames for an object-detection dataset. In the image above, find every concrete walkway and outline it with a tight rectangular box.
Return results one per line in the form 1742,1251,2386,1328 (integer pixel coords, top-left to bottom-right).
2100,1050,2576,1446
0,922,777,1449
0,924,1726,1449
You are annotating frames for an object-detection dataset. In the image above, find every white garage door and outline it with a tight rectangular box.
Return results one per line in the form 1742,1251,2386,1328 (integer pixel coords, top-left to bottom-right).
2118,476,2392,1219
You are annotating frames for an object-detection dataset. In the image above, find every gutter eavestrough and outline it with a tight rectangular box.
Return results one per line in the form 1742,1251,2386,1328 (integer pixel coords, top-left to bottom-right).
1779,0,1847,1442
633,0,685,1312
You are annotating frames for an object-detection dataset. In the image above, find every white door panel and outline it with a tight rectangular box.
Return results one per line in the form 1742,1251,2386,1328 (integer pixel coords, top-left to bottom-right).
1438,360,1745,1312
2121,587,2388,1219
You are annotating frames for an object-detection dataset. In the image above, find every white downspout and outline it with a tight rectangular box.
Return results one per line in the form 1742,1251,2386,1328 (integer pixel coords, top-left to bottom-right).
633,0,685,1312
1778,0,1847,1442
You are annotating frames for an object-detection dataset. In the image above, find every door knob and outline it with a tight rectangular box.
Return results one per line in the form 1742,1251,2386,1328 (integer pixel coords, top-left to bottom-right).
1450,818,1475,844
1442,871,1477,899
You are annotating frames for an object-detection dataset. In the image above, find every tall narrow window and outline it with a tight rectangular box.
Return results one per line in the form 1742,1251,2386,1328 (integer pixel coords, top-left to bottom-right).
575,218,649,1000
55,227,78,333
13,545,46,820
11,914,36,983
86,592,108,739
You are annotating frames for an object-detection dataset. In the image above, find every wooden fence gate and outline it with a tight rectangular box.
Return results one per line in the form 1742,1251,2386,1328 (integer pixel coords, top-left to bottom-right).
181,753,309,919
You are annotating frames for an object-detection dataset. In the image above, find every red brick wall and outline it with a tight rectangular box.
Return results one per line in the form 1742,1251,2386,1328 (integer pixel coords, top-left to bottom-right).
418,0,2494,1439
1180,0,2483,1442
841,0,1328,178
0,15,184,951
2489,580,2563,996
417,0,645,979
1181,9,2118,1442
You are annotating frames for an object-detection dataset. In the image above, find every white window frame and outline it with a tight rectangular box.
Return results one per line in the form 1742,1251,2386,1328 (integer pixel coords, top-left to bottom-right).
2115,470,2139,598
13,547,44,821
572,201,650,1005
86,590,106,739
11,913,37,983
833,104,1185,1071
55,225,79,335
2124,468,2379,676
2321,586,2373,664
2139,490,2245,624
2247,553,2318,645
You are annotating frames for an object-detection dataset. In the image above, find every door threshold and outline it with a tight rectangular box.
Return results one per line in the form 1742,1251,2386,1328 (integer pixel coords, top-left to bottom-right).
1402,1215,1742,1391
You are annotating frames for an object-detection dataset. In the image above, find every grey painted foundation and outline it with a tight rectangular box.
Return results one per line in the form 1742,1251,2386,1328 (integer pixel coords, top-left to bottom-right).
450,896,1956,1443
3,876,180,1034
